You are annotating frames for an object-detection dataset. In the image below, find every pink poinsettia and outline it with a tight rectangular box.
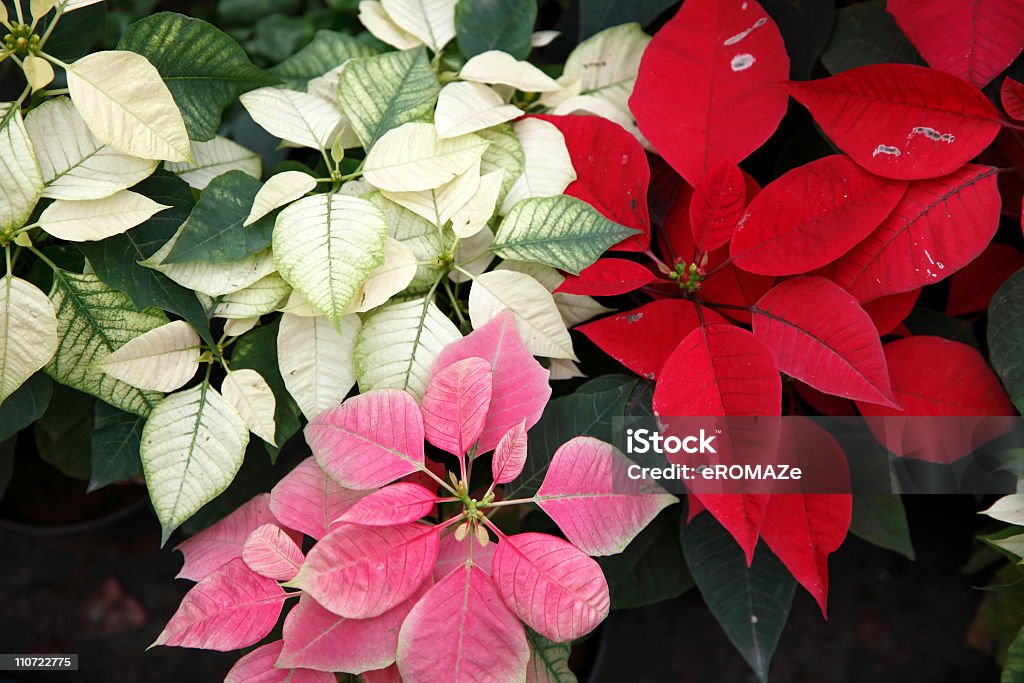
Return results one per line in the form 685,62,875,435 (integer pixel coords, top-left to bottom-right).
154,312,677,681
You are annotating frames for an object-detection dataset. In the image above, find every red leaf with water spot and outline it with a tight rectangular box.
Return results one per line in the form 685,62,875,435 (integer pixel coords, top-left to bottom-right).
786,65,1002,180
1002,77,1024,121
888,0,1024,88
690,160,747,252
752,277,898,407
630,0,790,187
555,258,657,296
731,155,907,275
532,114,651,251
832,164,1002,301
946,243,1024,316
578,299,725,381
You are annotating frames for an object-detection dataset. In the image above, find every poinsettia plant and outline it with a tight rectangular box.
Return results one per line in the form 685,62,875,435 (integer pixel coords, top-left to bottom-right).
153,314,676,681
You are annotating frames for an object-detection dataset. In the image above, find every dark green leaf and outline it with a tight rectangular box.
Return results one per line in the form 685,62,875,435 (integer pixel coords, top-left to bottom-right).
164,171,274,264
231,319,303,461
0,436,14,500
269,29,379,88
456,0,537,60
249,13,316,64
849,494,915,560
118,12,279,141
0,372,53,442
88,402,144,492
218,0,302,27
505,375,636,499
578,0,674,40
905,307,979,349
820,0,924,75
598,508,693,609
38,2,107,61
77,170,214,348
34,384,93,481
991,268,1024,413
761,0,835,80
525,627,577,682
1003,625,1024,683
682,513,796,683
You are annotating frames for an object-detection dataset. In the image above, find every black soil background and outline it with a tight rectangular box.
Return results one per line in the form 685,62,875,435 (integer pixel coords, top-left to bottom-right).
0,493,1001,683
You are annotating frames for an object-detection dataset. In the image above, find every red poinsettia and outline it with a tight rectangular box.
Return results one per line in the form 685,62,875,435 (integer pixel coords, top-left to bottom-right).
542,0,1018,614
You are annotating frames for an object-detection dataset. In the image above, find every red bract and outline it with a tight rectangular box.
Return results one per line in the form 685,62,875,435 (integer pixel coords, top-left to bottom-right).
630,0,790,187
532,114,651,252
556,258,657,296
690,160,747,253
888,0,1024,89
155,319,676,680
831,164,1001,301
1003,77,1024,121
786,64,1002,180
730,155,907,275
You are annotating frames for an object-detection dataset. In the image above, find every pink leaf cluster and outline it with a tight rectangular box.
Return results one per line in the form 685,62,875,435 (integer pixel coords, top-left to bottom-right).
156,313,677,680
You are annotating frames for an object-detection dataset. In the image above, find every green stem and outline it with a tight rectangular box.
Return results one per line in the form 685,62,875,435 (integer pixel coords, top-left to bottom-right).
26,244,58,272
13,0,24,25
484,497,537,509
37,4,63,47
443,278,467,328
4,245,11,277
38,50,70,71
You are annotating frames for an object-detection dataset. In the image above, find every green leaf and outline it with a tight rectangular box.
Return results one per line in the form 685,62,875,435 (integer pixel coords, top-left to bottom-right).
598,508,693,609
455,0,536,60
230,318,303,461
88,402,145,492
142,381,250,544
118,12,279,141
37,1,106,61
269,29,380,88
492,195,639,275
0,373,53,442
990,268,1024,413
760,0,835,80
905,307,979,349
505,375,636,500
524,627,578,683
1004,626,1024,683
682,514,796,683
0,435,14,501
820,0,924,75
849,494,915,560
218,0,301,27
579,0,674,40
163,171,274,264
338,47,441,149
35,384,93,480
273,193,387,330
77,170,214,349
45,271,166,417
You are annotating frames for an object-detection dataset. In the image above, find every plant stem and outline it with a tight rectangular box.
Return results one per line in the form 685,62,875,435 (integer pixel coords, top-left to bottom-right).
484,497,537,509
26,244,58,272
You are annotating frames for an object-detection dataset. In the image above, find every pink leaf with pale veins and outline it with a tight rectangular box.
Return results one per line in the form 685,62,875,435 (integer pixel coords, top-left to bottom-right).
153,558,286,650
431,311,550,454
269,457,367,540
224,640,334,683
338,482,439,526
491,532,610,642
175,493,281,581
289,522,439,619
536,436,678,556
306,389,426,490
242,523,305,581
277,582,430,673
397,563,529,682
492,419,528,484
421,356,493,456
